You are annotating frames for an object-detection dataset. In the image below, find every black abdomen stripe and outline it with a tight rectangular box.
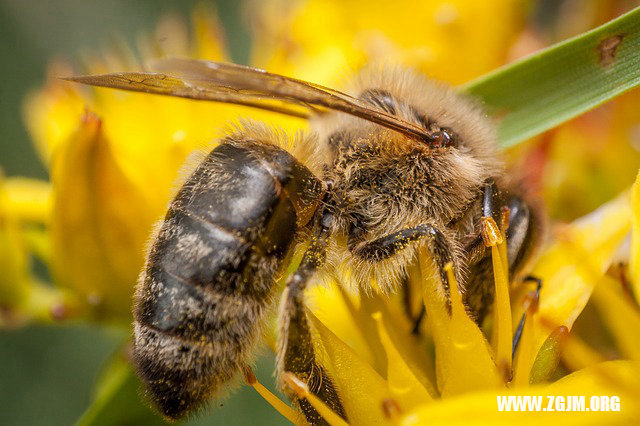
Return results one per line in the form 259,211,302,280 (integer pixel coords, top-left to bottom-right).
133,140,321,419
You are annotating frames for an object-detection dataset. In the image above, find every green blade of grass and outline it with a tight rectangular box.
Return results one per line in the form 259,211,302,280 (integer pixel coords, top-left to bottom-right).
75,352,166,426
464,6,640,148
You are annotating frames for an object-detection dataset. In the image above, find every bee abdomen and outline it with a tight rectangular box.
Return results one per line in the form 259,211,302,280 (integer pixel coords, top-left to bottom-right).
133,139,322,419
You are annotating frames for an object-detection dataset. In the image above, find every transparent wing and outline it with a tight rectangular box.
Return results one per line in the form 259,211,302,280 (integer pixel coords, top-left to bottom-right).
65,58,433,143
63,70,310,118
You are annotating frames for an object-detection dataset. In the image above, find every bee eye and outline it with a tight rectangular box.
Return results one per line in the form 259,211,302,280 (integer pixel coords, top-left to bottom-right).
432,129,456,148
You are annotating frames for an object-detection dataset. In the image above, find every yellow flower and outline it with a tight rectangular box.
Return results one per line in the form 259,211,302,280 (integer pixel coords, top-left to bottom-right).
276,181,639,425
0,173,71,323
252,0,526,86
0,175,38,314
249,176,640,425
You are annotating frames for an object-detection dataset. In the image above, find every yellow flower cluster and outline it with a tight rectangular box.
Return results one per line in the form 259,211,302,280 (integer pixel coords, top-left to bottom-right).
298,181,640,424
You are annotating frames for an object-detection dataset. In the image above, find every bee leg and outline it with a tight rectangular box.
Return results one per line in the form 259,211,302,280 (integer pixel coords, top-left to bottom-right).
512,275,543,357
482,179,499,217
277,211,347,424
350,223,458,297
466,182,538,322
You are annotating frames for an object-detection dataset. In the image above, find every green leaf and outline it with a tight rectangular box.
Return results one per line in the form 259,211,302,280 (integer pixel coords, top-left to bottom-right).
76,353,166,426
464,6,640,148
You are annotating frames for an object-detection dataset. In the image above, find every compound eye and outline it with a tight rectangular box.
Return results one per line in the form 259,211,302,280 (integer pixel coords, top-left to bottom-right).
432,129,455,148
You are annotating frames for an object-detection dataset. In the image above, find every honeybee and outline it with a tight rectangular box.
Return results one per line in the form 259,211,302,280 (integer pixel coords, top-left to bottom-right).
68,59,541,423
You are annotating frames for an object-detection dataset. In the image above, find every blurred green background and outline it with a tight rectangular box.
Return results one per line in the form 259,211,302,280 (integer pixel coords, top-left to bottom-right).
0,1,286,425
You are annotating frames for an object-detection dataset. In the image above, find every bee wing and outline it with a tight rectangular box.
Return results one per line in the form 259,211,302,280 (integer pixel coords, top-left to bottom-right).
65,58,433,143
64,69,311,119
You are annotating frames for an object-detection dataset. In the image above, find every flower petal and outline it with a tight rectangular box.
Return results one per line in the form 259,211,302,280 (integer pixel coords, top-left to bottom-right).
490,242,513,373
309,311,391,425
251,0,526,85
591,276,640,363
376,292,438,398
2,177,52,224
191,3,229,61
0,175,72,322
373,312,434,408
528,326,568,384
630,169,640,303
308,282,377,368
401,361,639,426
532,191,632,353
50,111,154,318
0,176,30,308
22,63,86,166
420,254,503,396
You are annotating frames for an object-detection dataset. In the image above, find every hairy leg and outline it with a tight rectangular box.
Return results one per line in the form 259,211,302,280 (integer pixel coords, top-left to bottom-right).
277,210,347,424
349,223,458,294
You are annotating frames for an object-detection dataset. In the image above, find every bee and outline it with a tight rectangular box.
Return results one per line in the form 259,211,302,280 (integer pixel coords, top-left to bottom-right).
68,59,542,423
